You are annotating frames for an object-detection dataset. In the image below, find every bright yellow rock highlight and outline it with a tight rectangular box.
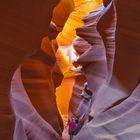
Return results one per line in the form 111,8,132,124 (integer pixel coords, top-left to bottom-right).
57,0,103,46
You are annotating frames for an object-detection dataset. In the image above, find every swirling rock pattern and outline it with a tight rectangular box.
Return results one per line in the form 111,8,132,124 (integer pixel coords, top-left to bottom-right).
74,83,140,140
11,67,61,140
0,1,59,139
21,38,64,136
73,0,140,139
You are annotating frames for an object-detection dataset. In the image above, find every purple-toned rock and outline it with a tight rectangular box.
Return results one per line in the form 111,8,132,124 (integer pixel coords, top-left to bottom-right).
11,67,61,140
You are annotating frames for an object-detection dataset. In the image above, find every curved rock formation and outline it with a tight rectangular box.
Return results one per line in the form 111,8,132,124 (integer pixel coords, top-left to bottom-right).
11,67,61,140
69,73,86,117
74,83,140,140
114,0,140,92
57,0,103,46
0,1,59,139
74,4,107,93
73,0,140,139
21,37,64,136
72,0,125,134
55,0,103,125
52,0,74,32
1,0,140,139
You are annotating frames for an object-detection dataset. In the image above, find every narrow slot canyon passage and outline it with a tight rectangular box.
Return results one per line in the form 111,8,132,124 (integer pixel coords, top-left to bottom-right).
54,1,102,138
1,0,140,140
55,0,102,111
56,77,75,139
56,78,75,125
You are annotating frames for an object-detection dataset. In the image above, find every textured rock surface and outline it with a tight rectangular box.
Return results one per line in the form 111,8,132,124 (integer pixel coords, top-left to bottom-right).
114,0,140,92
52,0,74,32
74,84,140,140
73,0,140,139
1,0,140,139
70,2,117,128
0,1,59,139
21,37,64,136
11,67,61,140
69,74,86,116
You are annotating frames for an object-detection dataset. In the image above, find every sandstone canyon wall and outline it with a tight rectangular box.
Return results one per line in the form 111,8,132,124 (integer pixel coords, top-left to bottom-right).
0,0,59,139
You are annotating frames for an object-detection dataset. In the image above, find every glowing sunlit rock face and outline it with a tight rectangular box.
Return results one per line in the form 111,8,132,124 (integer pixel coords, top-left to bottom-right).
57,0,103,46
55,0,103,76
55,0,103,125
52,0,74,32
